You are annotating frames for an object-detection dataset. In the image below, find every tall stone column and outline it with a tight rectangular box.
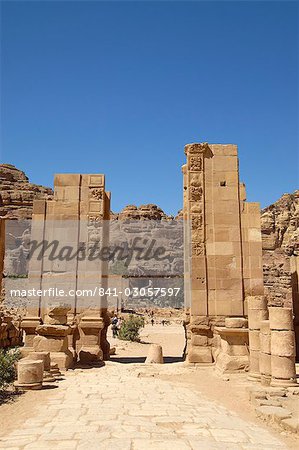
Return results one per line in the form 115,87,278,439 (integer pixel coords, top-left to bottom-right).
21,200,47,353
76,174,110,362
269,307,297,387
184,143,211,363
290,255,299,361
26,172,111,363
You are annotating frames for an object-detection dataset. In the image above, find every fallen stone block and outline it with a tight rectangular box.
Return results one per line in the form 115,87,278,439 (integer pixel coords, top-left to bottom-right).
281,417,299,434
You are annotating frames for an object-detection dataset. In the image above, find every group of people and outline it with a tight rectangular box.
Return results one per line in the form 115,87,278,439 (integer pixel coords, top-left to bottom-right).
111,315,122,338
150,318,168,326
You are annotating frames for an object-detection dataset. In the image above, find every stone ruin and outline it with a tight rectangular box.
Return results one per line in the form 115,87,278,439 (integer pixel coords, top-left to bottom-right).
0,142,298,384
182,143,264,363
19,173,111,368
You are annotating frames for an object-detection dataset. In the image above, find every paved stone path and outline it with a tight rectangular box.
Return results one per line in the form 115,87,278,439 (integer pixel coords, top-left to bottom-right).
0,362,288,449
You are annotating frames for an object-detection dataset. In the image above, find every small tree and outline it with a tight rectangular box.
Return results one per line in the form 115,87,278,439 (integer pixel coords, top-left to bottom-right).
118,315,145,342
0,348,21,391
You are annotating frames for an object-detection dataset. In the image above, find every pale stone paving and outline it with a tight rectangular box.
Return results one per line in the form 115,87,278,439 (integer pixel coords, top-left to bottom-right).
0,362,288,450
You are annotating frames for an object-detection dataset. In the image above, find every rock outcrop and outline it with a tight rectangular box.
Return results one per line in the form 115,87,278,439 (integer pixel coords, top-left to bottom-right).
112,204,172,221
0,164,53,219
261,191,299,306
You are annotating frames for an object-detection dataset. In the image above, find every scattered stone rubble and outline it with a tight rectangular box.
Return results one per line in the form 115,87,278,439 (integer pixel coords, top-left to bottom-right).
0,314,22,349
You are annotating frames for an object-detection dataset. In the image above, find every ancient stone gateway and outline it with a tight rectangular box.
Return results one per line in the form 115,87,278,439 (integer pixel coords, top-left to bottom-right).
1,141,298,377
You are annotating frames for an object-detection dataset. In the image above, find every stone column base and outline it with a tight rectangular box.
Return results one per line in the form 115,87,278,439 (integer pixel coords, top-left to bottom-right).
78,315,104,364
214,323,249,374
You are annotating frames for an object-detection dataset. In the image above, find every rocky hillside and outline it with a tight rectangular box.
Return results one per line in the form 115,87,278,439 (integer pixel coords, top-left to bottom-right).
0,164,53,219
261,190,298,306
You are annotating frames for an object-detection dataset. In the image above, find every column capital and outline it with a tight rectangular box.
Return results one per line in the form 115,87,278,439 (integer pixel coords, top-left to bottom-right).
184,142,212,156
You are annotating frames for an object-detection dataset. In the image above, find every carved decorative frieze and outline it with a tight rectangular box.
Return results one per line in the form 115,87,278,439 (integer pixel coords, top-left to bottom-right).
189,156,203,172
90,188,103,200
189,186,203,202
184,142,211,156
190,173,203,186
192,242,204,256
192,229,204,242
191,215,203,230
88,214,104,225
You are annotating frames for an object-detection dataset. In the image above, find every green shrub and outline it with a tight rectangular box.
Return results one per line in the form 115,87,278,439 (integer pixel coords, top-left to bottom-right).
0,348,21,391
118,315,145,342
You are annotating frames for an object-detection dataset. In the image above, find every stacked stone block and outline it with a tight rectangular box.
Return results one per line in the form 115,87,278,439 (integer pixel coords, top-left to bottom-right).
290,255,299,361
259,320,271,386
0,314,22,349
269,307,297,387
78,312,104,363
214,317,249,374
247,296,268,380
22,172,111,361
33,303,73,370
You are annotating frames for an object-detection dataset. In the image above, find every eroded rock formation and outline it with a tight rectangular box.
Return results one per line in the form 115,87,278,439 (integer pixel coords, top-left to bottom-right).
261,191,299,306
112,204,172,220
0,164,53,219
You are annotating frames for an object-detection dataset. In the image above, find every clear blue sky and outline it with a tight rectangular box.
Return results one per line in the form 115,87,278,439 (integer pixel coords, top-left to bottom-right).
1,1,298,214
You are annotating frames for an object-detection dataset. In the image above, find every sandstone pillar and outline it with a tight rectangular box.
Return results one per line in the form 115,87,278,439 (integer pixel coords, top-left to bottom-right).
20,316,42,356
33,303,73,370
290,255,299,361
183,143,264,364
247,295,267,380
78,313,104,364
184,143,211,363
214,317,249,374
269,307,297,387
27,173,111,361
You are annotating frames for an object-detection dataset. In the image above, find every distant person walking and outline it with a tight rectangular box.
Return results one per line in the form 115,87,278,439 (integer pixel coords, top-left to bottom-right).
111,315,118,338
151,318,154,326
117,317,122,330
